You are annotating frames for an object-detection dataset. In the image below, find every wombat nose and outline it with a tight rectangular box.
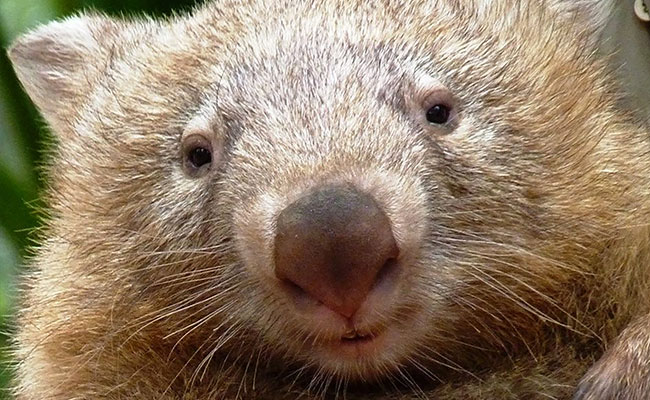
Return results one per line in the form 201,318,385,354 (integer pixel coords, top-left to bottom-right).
274,185,399,318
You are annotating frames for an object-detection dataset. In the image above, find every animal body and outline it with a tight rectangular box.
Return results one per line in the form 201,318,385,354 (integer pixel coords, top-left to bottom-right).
8,0,650,398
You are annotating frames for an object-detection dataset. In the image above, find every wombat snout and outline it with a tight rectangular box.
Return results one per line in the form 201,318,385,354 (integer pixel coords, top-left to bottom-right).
273,185,399,318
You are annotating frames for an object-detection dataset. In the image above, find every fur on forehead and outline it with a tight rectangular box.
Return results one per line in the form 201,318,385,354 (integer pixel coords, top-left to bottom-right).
7,0,613,137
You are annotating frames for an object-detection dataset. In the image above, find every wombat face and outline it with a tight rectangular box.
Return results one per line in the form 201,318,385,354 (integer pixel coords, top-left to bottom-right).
10,0,632,386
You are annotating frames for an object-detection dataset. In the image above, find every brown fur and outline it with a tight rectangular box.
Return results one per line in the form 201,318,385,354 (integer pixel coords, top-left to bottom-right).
7,0,650,398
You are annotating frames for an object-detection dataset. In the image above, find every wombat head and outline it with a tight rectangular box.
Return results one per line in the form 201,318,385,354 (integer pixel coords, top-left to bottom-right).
10,0,646,388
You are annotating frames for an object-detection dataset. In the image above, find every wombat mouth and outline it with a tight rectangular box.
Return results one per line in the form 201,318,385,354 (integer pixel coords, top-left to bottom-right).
341,330,374,343
333,338,389,364
321,326,390,361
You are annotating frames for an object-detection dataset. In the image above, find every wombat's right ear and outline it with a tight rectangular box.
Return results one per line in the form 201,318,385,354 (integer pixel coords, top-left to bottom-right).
546,0,615,40
7,14,128,135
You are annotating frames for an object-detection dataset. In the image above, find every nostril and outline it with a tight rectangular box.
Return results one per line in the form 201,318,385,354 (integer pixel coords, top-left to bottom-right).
280,278,306,297
278,277,320,308
373,257,399,291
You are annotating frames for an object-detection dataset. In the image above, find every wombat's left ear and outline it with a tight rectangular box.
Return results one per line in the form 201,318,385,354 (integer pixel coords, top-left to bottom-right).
7,14,132,136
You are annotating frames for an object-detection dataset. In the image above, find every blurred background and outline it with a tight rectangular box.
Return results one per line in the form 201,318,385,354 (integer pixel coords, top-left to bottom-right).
0,0,197,396
0,0,647,398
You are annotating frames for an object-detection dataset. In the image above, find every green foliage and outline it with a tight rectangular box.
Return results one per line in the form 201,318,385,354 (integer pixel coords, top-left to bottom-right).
0,0,197,396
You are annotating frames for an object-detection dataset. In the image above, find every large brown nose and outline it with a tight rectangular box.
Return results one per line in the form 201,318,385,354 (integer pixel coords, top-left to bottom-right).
274,185,399,318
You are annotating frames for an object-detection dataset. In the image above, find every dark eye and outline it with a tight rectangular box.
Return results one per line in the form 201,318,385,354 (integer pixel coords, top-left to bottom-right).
182,134,213,176
188,146,212,168
425,104,451,124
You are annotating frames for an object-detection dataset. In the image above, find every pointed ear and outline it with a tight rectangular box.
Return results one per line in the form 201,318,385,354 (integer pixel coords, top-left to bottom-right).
546,0,615,39
7,14,129,134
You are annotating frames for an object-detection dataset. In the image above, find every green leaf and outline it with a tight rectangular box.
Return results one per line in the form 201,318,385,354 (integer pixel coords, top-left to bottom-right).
0,1,58,46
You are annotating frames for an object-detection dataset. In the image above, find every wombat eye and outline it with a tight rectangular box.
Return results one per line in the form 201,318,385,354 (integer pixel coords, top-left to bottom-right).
182,134,213,176
426,104,451,124
189,147,211,167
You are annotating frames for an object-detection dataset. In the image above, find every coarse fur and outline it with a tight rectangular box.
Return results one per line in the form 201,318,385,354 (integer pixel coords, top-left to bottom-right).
7,0,650,398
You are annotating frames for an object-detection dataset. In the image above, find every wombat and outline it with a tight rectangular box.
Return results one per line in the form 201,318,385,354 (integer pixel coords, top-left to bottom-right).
7,0,650,399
